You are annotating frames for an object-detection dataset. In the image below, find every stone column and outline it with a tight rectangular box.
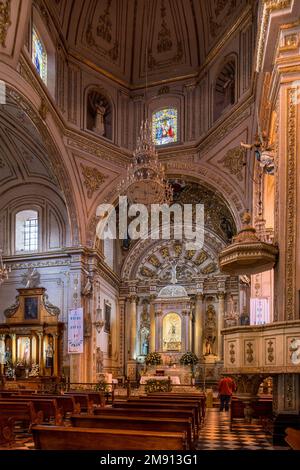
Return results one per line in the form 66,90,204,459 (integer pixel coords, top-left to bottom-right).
11,334,16,364
149,295,156,352
217,293,225,360
155,310,163,351
194,294,204,358
129,295,137,360
53,333,59,377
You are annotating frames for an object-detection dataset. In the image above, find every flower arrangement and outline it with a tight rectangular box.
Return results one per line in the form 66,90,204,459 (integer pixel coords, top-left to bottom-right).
145,352,162,366
95,379,109,393
180,351,199,366
29,363,40,377
145,378,172,393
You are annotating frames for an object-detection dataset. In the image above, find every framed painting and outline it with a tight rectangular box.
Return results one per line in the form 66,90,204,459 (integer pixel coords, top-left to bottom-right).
104,303,111,334
24,297,39,320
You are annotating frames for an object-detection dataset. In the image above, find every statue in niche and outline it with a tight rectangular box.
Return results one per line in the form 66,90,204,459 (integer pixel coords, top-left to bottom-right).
93,99,106,136
96,347,103,374
204,335,216,356
140,327,149,356
204,305,217,356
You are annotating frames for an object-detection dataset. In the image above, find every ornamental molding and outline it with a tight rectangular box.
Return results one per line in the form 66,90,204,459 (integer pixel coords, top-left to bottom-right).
80,163,108,199
256,0,293,72
218,146,246,181
0,0,11,48
285,88,296,320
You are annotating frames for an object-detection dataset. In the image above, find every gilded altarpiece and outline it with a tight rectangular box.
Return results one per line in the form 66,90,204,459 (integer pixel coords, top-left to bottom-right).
0,288,63,382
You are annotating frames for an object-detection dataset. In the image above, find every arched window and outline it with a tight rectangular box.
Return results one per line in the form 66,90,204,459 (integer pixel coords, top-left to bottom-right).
214,60,236,122
152,108,178,146
15,210,39,252
32,27,47,84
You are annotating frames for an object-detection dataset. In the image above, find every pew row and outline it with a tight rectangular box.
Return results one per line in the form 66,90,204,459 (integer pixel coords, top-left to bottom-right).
31,425,187,450
70,413,194,450
0,397,63,425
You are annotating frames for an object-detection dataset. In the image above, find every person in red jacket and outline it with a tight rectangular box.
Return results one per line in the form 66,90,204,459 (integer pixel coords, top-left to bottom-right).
218,375,237,411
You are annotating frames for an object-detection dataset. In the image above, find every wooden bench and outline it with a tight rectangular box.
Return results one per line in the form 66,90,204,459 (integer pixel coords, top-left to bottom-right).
70,413,194,450
147,393,206,419
136,396,204,424
0,416,15,446
0,401,42,431
64,393,92,413
32,425,187,450
114,400,200,432
285,427,300,450
0,397,63,425
230,398,273,429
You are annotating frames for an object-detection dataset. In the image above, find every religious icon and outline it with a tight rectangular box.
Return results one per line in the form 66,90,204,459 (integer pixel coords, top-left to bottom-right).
104,303,111,333
24,297,38,320
45,338,54,369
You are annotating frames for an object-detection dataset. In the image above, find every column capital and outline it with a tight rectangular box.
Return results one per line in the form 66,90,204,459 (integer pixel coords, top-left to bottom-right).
196,293,205,301
129,295,138,304
217,292,226,300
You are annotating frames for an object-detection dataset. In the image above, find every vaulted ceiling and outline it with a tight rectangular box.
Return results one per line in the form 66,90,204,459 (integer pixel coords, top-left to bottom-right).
44,0,250,86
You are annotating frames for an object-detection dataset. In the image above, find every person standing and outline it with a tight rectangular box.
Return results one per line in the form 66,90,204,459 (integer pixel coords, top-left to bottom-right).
218,375,236,411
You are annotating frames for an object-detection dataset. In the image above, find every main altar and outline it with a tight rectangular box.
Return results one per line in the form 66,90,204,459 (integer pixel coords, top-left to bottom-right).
0,287,63,383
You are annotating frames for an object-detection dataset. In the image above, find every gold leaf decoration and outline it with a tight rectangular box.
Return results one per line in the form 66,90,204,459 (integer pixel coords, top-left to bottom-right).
81,163,108,198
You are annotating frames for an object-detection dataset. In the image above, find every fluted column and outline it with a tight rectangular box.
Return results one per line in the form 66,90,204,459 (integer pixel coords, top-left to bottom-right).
149,295,156,352
155,310,163,351
217,292,225,359
129,295,137,360
194,294,204,358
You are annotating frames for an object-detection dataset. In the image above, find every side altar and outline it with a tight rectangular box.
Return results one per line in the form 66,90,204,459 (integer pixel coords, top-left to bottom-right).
0,288,63,381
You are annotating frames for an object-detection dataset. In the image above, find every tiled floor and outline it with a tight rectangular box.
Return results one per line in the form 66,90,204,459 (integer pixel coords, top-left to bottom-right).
197,408,286,450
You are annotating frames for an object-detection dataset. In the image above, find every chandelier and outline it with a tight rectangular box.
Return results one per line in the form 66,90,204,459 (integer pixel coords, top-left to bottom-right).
0,249,10,285
118,119,173,206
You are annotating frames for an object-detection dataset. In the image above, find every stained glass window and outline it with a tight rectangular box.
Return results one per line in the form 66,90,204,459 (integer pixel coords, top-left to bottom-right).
152,108,178,146
32,28,47,84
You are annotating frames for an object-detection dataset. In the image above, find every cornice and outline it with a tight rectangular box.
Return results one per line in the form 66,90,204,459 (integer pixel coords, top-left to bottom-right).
222,319,300,335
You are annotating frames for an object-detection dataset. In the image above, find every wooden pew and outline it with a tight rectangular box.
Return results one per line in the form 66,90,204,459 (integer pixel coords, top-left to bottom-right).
147,393,206,419
0,401,42,431
0,397,63,425
70,413,194,450
64,393,92,413
69,392,105,407
114,400,200,432
97,406,197,438
10,393,79,417
230,397,273,429
32,425,187,450
285,428,300,450
136,396,204,424
0,416,15,446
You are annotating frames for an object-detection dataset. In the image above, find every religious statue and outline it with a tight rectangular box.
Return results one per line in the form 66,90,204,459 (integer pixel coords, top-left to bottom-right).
96,347,103,374
81,269,93,297
4,346,11,365
93,100,106,136
45,341,54,368
170,261,178,284
23,339,30,365
204,335,216,356
22,267,40,288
